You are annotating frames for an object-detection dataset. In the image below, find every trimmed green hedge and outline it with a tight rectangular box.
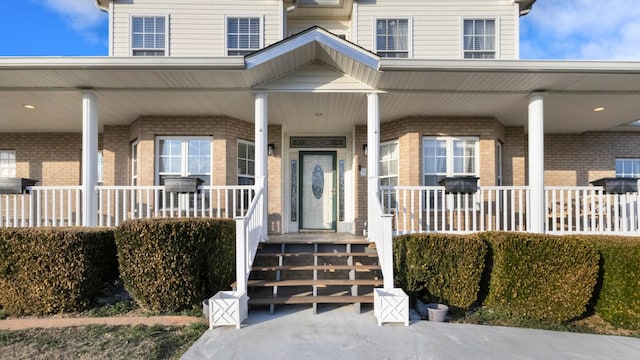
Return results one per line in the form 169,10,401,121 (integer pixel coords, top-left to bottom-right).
115,218,235,312
576,235,640,330
0,228,118,315
480,232,599,323
394,233,487,313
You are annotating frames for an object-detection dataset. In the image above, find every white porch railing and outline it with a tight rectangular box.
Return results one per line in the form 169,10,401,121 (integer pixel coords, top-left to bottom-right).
546,186,640,234
96,185,254,226
0,186,82,227
234,177,265,294
380,186,530,234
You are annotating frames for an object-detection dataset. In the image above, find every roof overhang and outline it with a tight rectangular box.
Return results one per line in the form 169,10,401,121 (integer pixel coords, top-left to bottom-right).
514,0,536,16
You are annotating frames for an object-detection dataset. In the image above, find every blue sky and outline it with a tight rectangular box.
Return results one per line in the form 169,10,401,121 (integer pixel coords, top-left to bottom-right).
1,0,639,59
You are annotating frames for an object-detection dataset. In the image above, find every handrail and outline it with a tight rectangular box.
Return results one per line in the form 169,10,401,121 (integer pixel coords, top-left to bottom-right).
234,177,265,294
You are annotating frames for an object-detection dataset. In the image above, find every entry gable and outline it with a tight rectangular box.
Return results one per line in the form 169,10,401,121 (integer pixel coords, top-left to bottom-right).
245,27,381,89
257,62,375,92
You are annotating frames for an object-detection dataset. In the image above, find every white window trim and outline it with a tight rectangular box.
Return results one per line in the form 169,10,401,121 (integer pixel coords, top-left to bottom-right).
130,14,170,56
422,136,480,182
460,17,500,60
131,141,139,186
373,17,413,59
0,150,16,178
225,15,265,57
237,139,256,184
154,136,213,185
379,140,399,184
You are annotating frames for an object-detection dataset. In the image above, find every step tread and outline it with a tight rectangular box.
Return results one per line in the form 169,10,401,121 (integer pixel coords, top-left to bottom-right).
248,295,374,305
252,264,381,271
256,252,378,258
245,279,383,287
264,240,371,245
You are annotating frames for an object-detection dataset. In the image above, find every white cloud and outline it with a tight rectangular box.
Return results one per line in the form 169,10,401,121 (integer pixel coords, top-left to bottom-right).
39,0,107,44
521,0,640,60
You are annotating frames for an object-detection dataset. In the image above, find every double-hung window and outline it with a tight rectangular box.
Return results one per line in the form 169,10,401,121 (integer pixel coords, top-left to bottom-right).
227,17,262,56
132,16,167,56
423,137,478,208
237,140,255,185
463,19,496,59
379,141,399,211
157,137,212,208
616,159,640,178
0,150,16,177
375,18,410,58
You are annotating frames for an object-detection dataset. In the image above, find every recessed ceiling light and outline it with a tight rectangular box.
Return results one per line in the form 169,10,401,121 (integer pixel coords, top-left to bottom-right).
23,104,36,110
593,107,606,112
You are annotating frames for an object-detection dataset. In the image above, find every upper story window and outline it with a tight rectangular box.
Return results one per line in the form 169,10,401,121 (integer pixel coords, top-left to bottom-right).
616,159,640,178
423,137,478,186
227,17,262,56
237,140,255,185
375,18,410,58
132,16,167,56
0,150,16,177
463,19,496,59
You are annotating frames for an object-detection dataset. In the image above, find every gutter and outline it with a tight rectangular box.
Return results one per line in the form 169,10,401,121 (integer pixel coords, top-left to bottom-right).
0,57,247,71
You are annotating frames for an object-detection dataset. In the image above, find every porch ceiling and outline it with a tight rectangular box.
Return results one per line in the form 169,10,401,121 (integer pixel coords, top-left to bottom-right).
1,58,640,134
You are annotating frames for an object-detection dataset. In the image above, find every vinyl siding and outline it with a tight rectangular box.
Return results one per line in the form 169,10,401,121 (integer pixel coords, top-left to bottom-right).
112,0,282,57
354,0,519,59
286,18,352,39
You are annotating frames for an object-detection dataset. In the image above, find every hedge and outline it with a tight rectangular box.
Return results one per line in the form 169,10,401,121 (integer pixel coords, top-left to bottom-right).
575,235,640,330
0,228,118,315
115,218,235,312
480,232,599,323
394,233,487,313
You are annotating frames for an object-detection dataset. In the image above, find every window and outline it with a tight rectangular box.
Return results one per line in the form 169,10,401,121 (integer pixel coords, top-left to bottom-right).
423,137,478,185
227,17,261,56
0,150,16,177
616,159,640,178
237,140,255,185
376,18,410,58
132,16,167,56
463,19,496,59
157,137,211,208
131,141,138,186
98,151,104,185
380,141,399,211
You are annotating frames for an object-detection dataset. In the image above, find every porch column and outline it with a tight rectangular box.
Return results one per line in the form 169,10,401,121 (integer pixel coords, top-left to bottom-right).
367,92,380,232
528,92,545,233
255,92,268,239
82,91,99,226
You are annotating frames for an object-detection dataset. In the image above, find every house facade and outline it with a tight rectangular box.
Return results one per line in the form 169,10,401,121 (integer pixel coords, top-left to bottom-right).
2,0,640,313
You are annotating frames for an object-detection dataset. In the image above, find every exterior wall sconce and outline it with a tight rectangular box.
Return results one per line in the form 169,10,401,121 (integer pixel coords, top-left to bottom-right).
363,144,368,156
268,143,275,156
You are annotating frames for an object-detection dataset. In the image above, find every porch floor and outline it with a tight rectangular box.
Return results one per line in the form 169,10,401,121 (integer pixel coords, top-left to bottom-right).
266,232,369,244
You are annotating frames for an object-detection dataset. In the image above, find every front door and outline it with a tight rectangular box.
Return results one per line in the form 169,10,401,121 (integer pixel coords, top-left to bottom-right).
299,152,337,230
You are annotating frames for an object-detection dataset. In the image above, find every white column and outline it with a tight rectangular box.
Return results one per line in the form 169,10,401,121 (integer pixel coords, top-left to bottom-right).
82,92,99,226
528,92,545,233
367,93,380,232
255,92,268,239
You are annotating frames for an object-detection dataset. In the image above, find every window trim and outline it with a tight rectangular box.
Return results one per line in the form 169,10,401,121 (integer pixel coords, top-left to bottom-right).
225,15,264,57
131,141,139,186
379,140,399,185
237,139,255,185
422,136,480,185
461,17,500,59
373,17,413,59
130,14,169,56
0,150,16,178
155,136,213,185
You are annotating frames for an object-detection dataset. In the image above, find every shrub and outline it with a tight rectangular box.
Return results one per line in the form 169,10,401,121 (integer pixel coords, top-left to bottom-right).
0,227,118,315
576,235,640,330
394,233,487,313
481,232,599,323
115,218,235,312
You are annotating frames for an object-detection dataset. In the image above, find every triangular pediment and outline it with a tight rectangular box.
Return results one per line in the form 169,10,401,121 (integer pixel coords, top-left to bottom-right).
256,62,374,92
245,27,381,89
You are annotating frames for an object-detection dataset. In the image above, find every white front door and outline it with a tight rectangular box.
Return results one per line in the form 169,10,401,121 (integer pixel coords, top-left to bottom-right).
300,152,336,230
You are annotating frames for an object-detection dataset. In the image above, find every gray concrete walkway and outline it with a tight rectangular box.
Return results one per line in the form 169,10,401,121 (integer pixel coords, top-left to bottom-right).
182,305,640,360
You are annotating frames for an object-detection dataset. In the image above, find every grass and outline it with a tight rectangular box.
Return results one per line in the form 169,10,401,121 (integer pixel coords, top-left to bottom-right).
456,307,640,338
0,322,208,360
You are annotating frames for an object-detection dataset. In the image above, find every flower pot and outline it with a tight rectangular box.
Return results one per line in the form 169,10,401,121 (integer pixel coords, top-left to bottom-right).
427,303,449,322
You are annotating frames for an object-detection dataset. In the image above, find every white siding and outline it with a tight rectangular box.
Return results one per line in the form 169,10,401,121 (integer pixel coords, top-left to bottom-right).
287,18,352,39
355,0,519,59
112,0,282,57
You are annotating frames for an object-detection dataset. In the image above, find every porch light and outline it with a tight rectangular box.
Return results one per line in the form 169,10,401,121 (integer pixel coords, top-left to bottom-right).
593,106,606,112
23,104,36,110
363,144,368,156
268,143,275,156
